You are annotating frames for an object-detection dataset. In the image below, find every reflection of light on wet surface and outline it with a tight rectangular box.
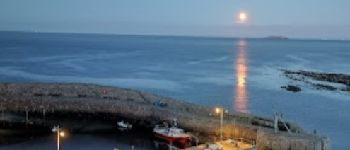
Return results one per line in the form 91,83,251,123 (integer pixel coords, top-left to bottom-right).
234,39,248,113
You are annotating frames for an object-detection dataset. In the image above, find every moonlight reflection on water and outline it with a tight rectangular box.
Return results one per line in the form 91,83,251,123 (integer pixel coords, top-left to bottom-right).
234,39,248,113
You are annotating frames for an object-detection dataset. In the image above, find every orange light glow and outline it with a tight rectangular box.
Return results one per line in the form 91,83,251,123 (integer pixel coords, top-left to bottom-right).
215,107,221,114
59,131,65,137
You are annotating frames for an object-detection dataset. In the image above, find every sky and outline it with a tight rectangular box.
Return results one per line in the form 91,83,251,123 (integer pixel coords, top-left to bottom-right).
1,0,350,39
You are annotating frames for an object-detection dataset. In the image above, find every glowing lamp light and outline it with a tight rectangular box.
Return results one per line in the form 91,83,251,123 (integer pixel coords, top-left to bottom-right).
215,107,221,114
59,131,65,137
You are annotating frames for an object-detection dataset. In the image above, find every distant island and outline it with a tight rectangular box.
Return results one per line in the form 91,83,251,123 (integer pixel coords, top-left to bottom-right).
263,36,289,40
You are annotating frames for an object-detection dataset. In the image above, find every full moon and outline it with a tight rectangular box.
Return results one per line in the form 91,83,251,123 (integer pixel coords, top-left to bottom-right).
238,12,248,23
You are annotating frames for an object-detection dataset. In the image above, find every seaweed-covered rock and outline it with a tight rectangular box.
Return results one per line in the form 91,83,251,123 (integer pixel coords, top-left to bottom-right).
281,85,301,92
281,69,350,93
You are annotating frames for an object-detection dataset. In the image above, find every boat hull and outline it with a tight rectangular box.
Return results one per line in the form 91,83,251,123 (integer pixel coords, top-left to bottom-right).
153,132,190,144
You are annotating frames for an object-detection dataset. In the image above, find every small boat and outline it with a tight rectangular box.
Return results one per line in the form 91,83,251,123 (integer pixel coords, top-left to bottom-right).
153,119,191,144
204,143,223,150
117,120,132,130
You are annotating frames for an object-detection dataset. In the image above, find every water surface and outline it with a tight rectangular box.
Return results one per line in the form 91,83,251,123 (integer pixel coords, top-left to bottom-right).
0,31,349,149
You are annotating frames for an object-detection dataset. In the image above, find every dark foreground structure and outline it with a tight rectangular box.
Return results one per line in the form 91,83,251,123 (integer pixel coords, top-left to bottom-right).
0,83,329,150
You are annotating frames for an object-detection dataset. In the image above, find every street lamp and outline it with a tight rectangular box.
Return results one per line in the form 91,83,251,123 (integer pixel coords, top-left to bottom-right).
52,125,65,150
215,107,224,142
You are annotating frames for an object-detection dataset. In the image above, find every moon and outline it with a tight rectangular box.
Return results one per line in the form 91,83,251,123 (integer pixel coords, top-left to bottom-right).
238,12,248,23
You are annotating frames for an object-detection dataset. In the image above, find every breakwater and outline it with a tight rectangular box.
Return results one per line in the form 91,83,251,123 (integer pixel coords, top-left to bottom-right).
0,83,329,150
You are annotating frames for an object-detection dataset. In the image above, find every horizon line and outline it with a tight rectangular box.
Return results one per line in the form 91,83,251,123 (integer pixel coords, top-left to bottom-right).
1,30,349,42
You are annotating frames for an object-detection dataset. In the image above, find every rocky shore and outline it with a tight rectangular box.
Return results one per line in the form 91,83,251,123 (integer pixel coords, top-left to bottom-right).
281,69,350,92
0,83,329,150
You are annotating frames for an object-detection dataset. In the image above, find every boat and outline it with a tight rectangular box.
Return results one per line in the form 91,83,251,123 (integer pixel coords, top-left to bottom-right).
153,119,191,144
204,143,223,150
117,120,132,130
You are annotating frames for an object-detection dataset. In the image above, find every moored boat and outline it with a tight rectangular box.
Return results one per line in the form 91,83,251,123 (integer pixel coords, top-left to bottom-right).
153,119,191,145
117,120,132,130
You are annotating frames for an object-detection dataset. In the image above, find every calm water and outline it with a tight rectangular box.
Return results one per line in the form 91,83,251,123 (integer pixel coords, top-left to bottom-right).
0,31,350,149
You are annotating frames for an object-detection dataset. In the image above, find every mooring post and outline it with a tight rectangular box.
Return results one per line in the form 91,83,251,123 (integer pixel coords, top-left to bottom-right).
0,104,4,120
233,118,236,138
1,109,3,120
43,108,46,120
169,141,172,150
25,107,29,123
274,112,278,133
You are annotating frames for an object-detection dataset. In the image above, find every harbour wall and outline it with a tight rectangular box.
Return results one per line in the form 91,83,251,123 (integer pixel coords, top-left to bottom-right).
0,83,330,150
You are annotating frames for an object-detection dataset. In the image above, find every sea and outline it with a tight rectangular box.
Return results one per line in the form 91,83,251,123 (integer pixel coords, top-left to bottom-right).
0,31,349,150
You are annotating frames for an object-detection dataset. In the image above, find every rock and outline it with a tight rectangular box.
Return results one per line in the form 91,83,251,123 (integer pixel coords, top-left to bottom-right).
281,69,350,93
313,83,336,91
341,86,350,91
282,85,301,92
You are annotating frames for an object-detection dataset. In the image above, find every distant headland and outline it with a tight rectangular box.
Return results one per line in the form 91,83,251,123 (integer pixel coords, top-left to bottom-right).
263,35,289,40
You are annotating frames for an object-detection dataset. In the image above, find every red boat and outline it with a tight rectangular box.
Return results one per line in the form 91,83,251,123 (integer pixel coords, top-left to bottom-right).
153,122,191,145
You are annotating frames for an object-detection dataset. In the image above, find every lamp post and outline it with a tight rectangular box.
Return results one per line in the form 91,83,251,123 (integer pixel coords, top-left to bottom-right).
215,107,224,142
52,125,65,150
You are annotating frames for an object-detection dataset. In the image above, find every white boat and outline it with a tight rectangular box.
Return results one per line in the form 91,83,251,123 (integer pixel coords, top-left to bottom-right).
204,143,223,150
117,120,132,130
